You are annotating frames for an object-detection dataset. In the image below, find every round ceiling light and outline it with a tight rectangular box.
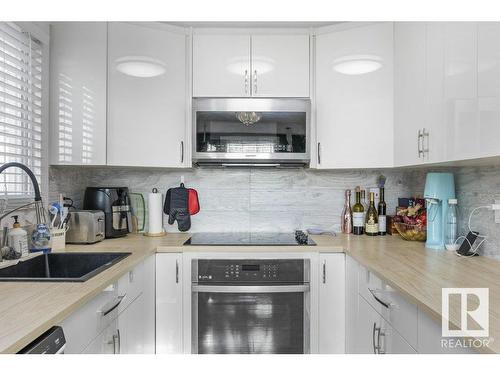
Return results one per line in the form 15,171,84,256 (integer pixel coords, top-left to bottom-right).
115,56,167,78
333,55,383,75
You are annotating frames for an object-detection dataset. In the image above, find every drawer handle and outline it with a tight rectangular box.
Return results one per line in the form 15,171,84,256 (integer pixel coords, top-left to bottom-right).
98,294,126,316
368,288,394,309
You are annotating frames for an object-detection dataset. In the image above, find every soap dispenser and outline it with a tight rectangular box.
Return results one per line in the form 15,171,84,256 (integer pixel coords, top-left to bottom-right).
8,215,28,257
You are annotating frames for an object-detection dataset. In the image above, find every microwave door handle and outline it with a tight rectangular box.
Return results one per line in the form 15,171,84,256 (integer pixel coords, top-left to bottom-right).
192,284,310,293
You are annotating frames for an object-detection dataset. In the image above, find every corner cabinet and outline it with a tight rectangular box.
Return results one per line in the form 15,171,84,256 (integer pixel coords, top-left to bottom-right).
315,23,394,169
49,22,108,165
107,23,188,168
193,32,310,98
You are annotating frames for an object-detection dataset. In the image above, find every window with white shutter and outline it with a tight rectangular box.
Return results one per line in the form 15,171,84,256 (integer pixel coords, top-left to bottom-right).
0,22,44,209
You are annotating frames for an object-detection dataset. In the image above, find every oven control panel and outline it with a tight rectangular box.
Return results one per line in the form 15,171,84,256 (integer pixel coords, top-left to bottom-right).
193,259,308,283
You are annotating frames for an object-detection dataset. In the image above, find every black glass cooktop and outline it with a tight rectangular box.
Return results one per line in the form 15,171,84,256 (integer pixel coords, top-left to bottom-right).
184,232,316,246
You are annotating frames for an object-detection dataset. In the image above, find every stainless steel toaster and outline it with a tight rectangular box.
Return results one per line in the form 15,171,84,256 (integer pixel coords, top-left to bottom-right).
66,210,105,244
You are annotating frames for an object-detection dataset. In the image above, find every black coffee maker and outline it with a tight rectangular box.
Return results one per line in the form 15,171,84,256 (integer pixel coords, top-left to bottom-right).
83,187,132,238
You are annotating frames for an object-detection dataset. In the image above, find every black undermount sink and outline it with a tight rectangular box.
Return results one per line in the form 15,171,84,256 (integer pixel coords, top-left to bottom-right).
0,252,131,282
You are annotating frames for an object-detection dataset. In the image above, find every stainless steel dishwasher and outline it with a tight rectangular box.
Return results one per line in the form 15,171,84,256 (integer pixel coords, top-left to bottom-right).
191,259,310,354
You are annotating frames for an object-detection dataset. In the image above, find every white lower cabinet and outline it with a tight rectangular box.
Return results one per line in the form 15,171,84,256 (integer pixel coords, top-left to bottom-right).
318,253,345,353
156,253,183,354
355,295,416,354
83,318,118,354
61,256,155,354
346,255,475,354
117,294,145,354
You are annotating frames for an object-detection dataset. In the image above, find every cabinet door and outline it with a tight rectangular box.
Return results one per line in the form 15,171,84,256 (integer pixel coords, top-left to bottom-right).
478,23,500,158
318,253,345,354
356,296,416,354
193,34,251,97
251,34,309,97
107,23,187,167
444,22,479,161
316,23,393,169
394,22,426,167
118,294,145,354
49,22,107,165
156,253,183,353
142,254,156,353
426,22,447,164
82,319,118,354
345,256,358,354
417,308,475,354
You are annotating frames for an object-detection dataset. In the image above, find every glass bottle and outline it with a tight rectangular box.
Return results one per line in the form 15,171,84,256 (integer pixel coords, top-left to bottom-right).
341,189,353,234
445,199,459,251
378,187,387,235
365,192,379,236
361,189,368,223
352,188,364,235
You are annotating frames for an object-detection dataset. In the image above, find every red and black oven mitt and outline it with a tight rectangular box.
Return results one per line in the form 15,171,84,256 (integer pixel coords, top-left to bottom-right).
163,183,200,232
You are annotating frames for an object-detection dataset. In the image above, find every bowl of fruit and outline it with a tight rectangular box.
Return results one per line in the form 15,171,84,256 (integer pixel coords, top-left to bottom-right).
393,204,427,242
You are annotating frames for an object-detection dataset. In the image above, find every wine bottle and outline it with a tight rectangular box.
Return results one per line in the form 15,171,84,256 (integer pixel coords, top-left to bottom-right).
352,187,364,235
378,187,387,235
365,192,379,236
360,189,368,223
341,189,353,234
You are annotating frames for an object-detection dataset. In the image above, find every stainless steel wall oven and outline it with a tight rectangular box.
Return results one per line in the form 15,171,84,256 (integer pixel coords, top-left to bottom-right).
191,259,310,354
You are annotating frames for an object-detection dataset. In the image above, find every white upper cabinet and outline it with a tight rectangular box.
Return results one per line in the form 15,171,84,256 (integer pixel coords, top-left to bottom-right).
393,22,427,167
107,23,188,167
315,23,394,169
477,23,500,158
193,33,310,97
193,34,251,97
49,22,107,165
251,35,310,97
443,22,479,161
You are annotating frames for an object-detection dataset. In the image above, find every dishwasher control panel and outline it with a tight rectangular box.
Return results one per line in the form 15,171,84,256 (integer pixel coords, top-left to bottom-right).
193,259,309,283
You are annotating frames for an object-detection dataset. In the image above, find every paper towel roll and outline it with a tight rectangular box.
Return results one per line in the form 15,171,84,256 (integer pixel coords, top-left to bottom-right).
147,188,164,235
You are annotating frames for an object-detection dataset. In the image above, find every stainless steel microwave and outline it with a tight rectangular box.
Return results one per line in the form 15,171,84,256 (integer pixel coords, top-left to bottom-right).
192,98,311,167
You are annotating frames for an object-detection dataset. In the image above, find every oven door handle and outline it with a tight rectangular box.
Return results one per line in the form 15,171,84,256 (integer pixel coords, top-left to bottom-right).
192,284,310,293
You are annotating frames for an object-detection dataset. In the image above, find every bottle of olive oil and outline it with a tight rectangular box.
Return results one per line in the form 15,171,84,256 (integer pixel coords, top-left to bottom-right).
353,186,365,235
365,192,379,236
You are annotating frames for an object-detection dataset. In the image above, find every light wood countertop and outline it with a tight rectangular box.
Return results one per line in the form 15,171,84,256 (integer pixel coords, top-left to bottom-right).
0,233,499,354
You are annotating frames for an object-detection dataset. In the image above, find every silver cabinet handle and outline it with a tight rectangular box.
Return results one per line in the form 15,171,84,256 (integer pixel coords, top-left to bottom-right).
244,69,249,95
368,288,394,309
253,69,258,94
317,142,321,164
98,294,126,316
175,259,179,284
180,141,184,164
422,128,429,157
372,322,378,354
322,260,326,284
418,129,423,158
192,284,310,293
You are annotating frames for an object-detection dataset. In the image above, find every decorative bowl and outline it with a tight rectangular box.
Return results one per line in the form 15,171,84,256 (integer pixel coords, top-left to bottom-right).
394,222,427,242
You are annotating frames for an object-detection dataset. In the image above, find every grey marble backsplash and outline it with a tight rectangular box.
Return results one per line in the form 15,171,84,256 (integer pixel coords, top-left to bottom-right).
49,164,500,259
49,166,414,234
409,165,500,260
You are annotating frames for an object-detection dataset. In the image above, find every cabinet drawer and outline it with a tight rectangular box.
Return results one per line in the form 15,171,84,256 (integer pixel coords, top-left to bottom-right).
61,282,119,353
358,264,418,348
117,260,144,313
